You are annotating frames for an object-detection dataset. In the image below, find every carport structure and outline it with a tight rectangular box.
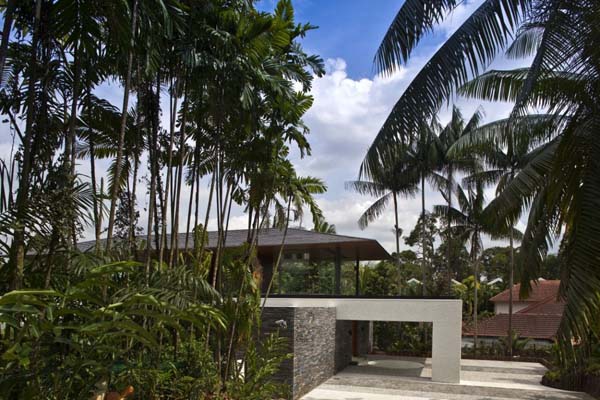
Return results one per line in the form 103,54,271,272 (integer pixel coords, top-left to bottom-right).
262,297,462,399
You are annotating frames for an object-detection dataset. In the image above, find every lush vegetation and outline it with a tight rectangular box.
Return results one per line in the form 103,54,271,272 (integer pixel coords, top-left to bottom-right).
0,0,328,398
355,0,600,368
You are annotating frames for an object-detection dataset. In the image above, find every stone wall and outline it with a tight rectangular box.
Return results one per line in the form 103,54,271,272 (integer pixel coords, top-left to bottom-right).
261,307,295,388
261,307,339,400
293,308,336,398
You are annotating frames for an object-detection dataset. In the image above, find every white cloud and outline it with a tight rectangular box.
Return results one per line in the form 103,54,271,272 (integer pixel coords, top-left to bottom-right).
289,55,522,254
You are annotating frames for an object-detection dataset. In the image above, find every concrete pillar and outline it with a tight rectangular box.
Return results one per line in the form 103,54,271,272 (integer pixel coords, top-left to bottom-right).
431,319,462,382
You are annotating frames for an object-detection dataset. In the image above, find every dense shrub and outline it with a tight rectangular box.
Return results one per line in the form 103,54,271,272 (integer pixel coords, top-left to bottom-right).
0,258,290,399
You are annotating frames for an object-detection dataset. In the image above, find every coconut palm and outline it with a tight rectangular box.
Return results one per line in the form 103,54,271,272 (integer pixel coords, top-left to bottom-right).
346,156,419,260
367,0,600,362
436,107,484,291
361,0,529,178
313,219,336,234
448,112,561,355
435,181,519,352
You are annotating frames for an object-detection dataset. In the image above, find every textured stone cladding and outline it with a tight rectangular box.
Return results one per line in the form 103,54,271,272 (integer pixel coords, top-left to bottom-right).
292,308,336,399
261,307,339,400
261,307,295,391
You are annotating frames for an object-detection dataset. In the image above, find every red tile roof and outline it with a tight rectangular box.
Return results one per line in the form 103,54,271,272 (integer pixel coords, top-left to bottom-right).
464,280,565,340
489,280,561,303
517,296,566,315
464,313,562,340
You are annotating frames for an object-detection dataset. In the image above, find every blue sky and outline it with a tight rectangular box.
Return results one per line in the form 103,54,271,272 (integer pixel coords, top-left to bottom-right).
258,0,457,79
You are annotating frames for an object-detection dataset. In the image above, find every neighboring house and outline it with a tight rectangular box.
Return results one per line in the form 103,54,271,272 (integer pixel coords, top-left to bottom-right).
492,279,561,315
464,279,565,346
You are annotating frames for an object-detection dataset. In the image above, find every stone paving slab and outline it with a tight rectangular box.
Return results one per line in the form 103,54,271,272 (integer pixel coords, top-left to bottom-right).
301,357,593,400
303,384,588,400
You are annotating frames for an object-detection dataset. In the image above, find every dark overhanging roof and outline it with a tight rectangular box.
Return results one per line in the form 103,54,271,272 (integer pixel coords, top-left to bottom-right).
76,228,391,261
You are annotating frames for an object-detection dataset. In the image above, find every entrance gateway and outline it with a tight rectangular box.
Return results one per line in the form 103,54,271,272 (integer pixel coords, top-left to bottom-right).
262,297,462,399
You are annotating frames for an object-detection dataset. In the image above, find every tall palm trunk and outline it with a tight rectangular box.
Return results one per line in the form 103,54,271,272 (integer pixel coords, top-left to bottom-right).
146,74,161,279
160,77,177,265
447,167,453,293
106,0,139,251
472,239,479,354
420,173,426,296
393,191,400,257
184,156,197,251
197,171,215,265
393,191,401,294
11,0,42,289
508,226,515,356
170,83,189,265
85,77,101,254
262,194,293,304
128,156,139,252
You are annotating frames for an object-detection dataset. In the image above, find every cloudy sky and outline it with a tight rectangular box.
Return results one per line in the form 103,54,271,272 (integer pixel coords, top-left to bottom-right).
0,0,531,254
253,0,530,253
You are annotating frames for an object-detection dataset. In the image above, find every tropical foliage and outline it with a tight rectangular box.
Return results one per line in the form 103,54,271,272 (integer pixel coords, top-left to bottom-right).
360,0,600,365
0,0,326,398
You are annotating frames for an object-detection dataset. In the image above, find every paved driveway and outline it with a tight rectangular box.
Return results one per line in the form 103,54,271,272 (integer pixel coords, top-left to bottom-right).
301,356,592,400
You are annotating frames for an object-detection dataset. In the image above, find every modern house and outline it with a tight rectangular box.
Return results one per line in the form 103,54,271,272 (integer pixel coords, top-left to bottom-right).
464,280,564,346
77,228,463,399
77,227,390,294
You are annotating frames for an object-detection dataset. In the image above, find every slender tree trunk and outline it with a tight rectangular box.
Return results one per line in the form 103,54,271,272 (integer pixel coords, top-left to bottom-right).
197,171,215,264
67,45,80,176
0,0,16,87
447,167,453,293
106,0,139,251
146,133,157,281
261,194,293,306
184,157,196,251
65,45,81,252
85,78,101,254
393,191,401,294
11,0,42,289
170,83,189,265
508,225,515,356
160,76,177,265
420,173,426,296
473,240,479,354
146,73,161,279
129,157,139,251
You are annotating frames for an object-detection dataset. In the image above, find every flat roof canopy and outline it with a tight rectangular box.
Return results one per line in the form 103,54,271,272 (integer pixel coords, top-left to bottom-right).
77,228,391,261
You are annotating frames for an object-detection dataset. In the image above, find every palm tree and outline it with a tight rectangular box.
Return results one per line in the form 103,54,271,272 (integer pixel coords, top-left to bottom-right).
435,181,517,352
346,157,419,260
313,219,336,234
448,113,558,355
362,0,528,178
410,121,444,294
437,107,483,291
367,0,600,363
